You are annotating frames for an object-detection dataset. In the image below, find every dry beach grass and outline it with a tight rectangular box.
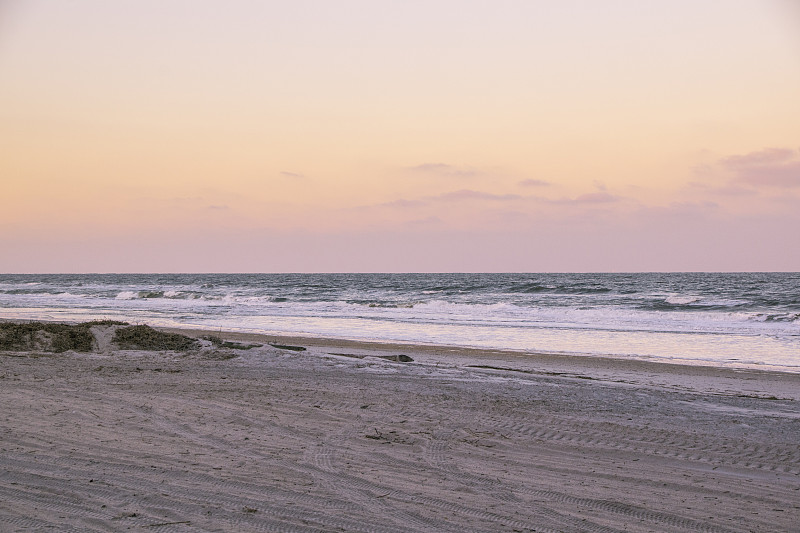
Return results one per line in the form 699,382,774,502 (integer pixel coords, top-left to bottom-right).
0,323,798,531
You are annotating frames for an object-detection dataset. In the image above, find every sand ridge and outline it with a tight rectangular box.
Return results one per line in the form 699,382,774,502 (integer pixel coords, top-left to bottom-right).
0,329,799,532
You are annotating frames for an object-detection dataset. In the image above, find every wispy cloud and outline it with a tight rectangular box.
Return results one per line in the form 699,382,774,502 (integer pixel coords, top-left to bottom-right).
280,171,306,179
551,192,620,205
406,163,480,178
721,148,800,188
518,179,551,187
687,182,758,197
668,200,719,211
722,148,795,168
575,191,618,203
380,199,428,208
379,188,620,209
433,189,521,202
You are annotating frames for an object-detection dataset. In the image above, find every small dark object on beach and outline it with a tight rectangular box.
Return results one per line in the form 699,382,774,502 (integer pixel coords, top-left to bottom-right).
467,364,534,374
379,354,413,363
269,343,307,352
202,335,262,350
113,325,200,351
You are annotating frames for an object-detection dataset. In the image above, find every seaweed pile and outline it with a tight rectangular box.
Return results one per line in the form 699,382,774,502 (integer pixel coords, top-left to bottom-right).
0,320,127,353
111,325,200,351
0,321,202,353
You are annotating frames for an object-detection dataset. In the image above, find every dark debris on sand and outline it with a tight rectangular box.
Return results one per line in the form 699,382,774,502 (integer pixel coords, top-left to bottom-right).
202,335,262,350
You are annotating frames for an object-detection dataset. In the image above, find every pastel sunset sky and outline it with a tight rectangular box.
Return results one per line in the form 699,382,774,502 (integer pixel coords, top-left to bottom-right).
2,1,799,272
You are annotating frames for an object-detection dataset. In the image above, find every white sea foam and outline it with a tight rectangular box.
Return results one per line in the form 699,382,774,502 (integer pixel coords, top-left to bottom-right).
115,291,138,300
665,295,702,305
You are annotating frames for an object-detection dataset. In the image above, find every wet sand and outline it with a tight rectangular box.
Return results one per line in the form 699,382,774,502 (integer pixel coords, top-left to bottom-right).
1,327,799,532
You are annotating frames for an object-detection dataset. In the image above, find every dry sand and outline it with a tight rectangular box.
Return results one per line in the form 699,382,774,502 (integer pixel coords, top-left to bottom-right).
1,326,799,532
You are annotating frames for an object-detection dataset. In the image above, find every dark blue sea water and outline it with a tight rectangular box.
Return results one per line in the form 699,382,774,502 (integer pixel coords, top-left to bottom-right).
1,273,798,371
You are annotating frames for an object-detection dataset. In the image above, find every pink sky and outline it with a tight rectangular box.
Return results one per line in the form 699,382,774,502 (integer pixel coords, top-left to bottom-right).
1,1,799,272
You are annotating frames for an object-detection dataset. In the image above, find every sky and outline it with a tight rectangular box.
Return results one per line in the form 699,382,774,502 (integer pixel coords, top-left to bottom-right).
1,0,799,272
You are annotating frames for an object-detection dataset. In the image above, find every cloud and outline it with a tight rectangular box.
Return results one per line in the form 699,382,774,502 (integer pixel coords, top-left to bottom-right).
552,192,620,205
406,163,480,178
687,182,758,197
669,200,719,211
722,148,795,168
518,179,551,187
433,189,521,202
641,200,720,218
380,199,427,208
721,148,800,188
408,163,451,172
280,171,306,178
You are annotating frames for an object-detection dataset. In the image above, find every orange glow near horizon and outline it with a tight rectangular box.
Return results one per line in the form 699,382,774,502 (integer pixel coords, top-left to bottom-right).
1,1,799,272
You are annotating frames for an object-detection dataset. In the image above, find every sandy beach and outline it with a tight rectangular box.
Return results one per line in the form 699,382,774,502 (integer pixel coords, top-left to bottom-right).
1,324,799,532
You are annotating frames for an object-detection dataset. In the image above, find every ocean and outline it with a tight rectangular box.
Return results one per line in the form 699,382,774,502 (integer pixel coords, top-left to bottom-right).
1,273,798,372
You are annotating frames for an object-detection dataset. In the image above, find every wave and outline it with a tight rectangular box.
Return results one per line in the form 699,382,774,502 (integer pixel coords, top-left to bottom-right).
665,295,702,305
751,313,800,323
115,291,138,300
507,282,548,293
2,288,89,296
3,289,50,295
555,285,612,294
114,290,198,300
638,295,752,312
506,282,612,294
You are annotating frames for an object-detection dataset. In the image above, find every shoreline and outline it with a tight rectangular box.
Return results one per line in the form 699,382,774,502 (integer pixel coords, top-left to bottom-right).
166,325,800,402
4,316,799,397
5,315,800,375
